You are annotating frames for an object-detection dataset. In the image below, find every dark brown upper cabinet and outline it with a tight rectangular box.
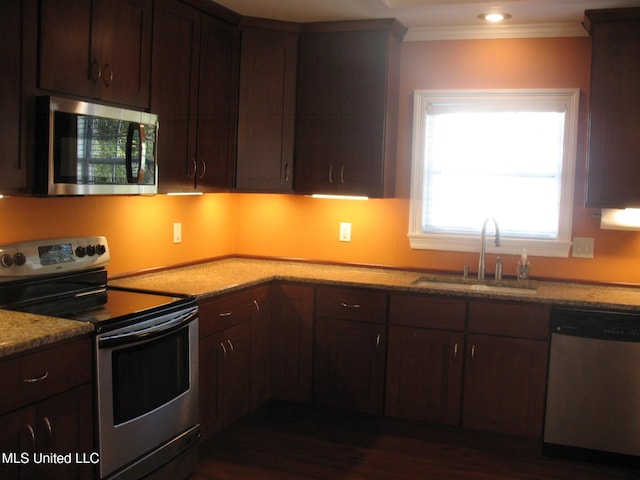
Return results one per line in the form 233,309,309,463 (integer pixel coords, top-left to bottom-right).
0,0,35,194
38,0,153,109
584,8,640,208
151,0,239,193
236,19,299,193
294,20,406,198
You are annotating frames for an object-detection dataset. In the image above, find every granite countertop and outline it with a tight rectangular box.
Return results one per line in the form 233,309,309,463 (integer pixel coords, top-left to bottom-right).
5,257,640,360
110,257,640,311
0,311,93,359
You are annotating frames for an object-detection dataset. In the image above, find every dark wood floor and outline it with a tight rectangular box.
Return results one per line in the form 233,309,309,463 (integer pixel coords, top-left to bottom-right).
191,402,638,480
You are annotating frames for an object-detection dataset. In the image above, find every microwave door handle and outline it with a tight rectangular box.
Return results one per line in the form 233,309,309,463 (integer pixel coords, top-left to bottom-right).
125,123,145,184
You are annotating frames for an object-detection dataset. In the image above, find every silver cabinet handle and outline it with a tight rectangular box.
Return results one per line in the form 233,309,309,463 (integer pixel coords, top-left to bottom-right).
219,311,232,317
227,339,234,353
340,165,345,184
453,343,459,362
220,342,227,359
340,302,361,309
24,371,49,383
26,424,36,451
471,345,476,362
199,159,207,180
189,158,197,179
376,333,381,350
43,416,53,447
253,299,260,312
328,164,333,184
284,163,290,182
90,59,101,83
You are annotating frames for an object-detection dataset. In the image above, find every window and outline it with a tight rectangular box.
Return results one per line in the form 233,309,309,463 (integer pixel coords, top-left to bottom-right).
409,89,580,257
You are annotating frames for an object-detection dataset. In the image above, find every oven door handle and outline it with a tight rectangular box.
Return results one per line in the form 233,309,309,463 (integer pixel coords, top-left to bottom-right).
98,309,197,349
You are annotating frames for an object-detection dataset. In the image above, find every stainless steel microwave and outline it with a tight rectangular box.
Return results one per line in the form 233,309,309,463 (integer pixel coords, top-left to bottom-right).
36,96,159,195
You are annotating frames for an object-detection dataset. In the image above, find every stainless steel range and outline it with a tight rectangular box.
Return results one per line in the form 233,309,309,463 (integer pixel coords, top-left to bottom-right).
0,237,200,480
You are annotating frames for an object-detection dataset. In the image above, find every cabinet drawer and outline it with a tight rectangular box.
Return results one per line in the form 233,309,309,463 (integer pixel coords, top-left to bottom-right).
389,294,466,331
0,337,92,415
468,301,550,340
199,289,261,338
315,286,387,324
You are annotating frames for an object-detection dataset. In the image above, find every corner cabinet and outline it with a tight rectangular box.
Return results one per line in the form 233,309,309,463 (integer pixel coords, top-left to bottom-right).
152,0,239,193
236,19,299,193
313,286,388,414
294,20,406,197
38,0,153,109
584,8,640,207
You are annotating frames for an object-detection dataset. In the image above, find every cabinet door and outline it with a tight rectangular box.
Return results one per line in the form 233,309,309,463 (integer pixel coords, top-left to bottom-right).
313,318,386,414
585,15,640,207
236,27,297,192
270,284,314,403
295,23,403,197
95,0,152,108
152,0,201,192
462,334,548,437
200,322,251,438
39,0,97,99
36,384,94,480
39,0,152,107
386,326,464,425
0,0,32,192
0,406,36,480
196,14,239,191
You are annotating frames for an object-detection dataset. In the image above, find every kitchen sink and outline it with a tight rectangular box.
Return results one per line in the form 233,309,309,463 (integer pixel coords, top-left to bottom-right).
413,277,537,296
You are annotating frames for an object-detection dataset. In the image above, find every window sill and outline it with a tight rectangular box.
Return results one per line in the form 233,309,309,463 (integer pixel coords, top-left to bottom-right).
408,233,571,258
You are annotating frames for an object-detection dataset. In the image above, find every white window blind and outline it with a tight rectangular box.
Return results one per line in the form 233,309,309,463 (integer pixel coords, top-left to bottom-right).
409,89,580,257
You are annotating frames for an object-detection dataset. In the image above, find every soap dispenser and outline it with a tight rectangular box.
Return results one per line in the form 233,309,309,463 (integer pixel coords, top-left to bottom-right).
517,249,530,284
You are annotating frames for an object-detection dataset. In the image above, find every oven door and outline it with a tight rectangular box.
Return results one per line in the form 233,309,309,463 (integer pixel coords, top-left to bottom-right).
96,305,199,479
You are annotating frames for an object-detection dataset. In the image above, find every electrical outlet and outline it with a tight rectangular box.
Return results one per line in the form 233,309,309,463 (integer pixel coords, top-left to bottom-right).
572,237,594,258
339,222,352,242
173,223,182,244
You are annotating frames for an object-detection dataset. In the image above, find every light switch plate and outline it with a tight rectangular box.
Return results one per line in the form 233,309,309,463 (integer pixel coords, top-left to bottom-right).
339,222,352,242
173,223,182,244
572,237,594,258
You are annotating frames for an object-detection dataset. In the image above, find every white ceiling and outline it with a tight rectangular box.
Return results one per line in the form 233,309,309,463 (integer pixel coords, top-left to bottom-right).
213,0,640,40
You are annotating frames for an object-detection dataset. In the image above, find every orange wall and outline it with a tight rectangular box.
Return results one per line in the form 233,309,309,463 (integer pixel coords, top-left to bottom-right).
4,36,640,284
0,194,237,276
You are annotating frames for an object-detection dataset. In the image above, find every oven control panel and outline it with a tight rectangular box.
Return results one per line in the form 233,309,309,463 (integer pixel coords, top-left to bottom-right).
0,236,109,281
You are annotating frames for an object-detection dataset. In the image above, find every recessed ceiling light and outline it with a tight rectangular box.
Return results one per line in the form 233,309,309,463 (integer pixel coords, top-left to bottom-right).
478,12,512,23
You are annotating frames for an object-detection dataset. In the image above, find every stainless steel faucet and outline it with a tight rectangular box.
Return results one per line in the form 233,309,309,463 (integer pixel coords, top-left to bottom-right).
478,217,501,280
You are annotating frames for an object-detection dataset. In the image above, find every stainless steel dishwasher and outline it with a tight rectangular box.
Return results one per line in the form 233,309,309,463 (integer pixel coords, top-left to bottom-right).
543,307,640,468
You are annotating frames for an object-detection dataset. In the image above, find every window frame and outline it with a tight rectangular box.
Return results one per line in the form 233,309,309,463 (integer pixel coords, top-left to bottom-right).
408,88,580,258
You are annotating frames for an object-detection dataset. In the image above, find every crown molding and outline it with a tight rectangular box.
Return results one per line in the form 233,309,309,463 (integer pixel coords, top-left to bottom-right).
404,22,588,41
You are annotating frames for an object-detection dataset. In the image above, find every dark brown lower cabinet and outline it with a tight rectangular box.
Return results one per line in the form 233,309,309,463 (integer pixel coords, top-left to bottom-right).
270,284,314,403
200,321,251,438
0,383,93,480
462,301,551,438
386,326,464,425
462,334,548,437
313,317,386,414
